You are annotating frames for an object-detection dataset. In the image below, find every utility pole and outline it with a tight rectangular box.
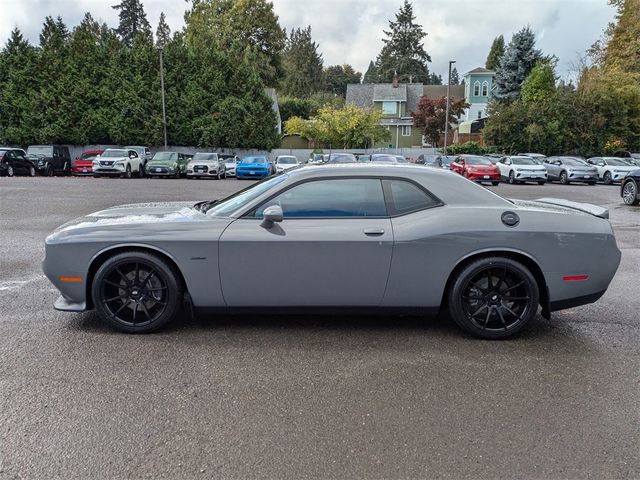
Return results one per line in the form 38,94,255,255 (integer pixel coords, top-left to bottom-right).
159,47,168,148
443,60,456,155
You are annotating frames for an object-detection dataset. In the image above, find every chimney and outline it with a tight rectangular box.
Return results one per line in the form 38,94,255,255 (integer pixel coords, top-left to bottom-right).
392,71,399,88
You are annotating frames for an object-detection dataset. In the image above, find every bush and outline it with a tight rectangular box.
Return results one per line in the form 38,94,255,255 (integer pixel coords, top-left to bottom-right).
445,141,488,155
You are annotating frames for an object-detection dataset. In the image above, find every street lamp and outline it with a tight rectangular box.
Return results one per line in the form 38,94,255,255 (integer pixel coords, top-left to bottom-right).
443,60,456,155
159,47,168,148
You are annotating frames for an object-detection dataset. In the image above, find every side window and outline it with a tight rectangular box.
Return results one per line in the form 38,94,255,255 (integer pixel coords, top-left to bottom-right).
63,147,70,159
383,179,440,215
255,179,387,218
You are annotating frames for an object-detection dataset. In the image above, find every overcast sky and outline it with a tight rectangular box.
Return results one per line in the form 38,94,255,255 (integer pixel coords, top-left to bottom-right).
0,0,615,81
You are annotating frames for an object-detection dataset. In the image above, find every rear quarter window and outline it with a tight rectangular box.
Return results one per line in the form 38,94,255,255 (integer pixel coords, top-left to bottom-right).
383,179,441,215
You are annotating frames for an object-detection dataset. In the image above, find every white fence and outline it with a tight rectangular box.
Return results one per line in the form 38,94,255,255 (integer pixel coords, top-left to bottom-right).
66,145,438,161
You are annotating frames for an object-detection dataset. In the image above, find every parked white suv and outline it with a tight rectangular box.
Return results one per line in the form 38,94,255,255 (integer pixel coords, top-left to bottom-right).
187,152,226,179
93,148,143,178
124,146,152,172
587,156,638,185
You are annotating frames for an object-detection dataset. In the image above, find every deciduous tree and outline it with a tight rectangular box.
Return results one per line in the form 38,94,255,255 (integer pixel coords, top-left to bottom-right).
412,95,468,147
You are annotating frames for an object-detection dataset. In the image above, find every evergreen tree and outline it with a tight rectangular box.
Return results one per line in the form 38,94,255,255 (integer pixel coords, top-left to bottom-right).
603,0,640,73
184,0,286,87
155,12,171,49
375,0,432,83
0,29,39,145
112,0,151,47
36,16,71,143
426,72,442,85
521,60,557,103
449,67,459,85
323,64,362,96
282,26,324,97
494,26,542,102
485,35,505,71
363,60,377,83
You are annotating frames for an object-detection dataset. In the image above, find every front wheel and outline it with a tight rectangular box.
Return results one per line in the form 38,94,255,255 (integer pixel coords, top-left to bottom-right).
603,171,613,185
491,181,499,186
6,165,14,177
622,180,639,205
46,165,54,177
538,181,545,185
508,171,516,184
138,163,146,178
559,171,569,185
92,251,184,333
122,164,132,179
29,166,36,177
447,257,539,340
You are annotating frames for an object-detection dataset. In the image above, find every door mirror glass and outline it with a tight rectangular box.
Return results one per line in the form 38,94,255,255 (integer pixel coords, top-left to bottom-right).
261,205,283,228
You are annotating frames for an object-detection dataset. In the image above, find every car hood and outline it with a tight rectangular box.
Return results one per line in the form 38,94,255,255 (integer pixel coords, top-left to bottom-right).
98,156,128,162
512,164,547,170
147,159,176,166
237,162,269,168
49,202,205,236
566,165,597,172
606,165,637,171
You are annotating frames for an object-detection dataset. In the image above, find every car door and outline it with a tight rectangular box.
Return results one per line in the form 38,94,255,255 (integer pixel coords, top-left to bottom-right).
218,178,394,307
496,158,508,178
544,159,560,179
129,150,141,171
588,158,605,178
13,150,30,173
451,158,463,174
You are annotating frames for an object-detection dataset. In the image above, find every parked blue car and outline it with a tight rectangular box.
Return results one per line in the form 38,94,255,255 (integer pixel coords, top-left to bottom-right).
236,156,273,179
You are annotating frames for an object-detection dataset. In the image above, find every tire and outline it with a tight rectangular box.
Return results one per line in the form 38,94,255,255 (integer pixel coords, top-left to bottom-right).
538,181,545,185
6,165,14,177
588,182,596,186
447,257,540,340
508,171,516,184
122,164,132,179
217,170,221,180
603,171,613,185
63,162,70,176
93,174,101,178
491,181,499,186
46,165,54,177
559,171,569,185
28,166,35,177
622,180,639,206
138,163,146,178
92,251,184,333
174,170,180,179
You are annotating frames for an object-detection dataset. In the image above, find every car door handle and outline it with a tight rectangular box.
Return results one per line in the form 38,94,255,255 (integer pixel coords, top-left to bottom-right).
363,228,385,236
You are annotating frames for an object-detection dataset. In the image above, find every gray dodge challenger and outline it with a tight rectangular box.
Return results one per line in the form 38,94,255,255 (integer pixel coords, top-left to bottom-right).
43,164,621,339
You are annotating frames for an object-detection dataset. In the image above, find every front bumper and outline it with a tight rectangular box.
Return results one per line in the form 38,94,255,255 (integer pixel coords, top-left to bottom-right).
94,164,127,175
72,164,93,175
568,172,597,182
237,169,269,178
467,172,500,181
54,295,87,312
147,167,177,176
514,172,548,181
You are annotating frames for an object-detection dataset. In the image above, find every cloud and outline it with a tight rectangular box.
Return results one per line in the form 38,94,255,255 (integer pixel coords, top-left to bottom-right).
0,0,615,79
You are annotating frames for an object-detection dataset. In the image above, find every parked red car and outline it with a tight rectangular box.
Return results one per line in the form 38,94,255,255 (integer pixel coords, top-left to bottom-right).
450,155,500,185
72,149,104,176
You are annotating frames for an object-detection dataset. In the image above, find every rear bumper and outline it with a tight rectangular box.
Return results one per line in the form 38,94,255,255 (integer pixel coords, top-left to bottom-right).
72,165,93,175
467,172,500,181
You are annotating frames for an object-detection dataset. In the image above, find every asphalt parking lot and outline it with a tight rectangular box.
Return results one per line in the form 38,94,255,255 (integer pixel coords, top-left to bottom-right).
1,176,639,479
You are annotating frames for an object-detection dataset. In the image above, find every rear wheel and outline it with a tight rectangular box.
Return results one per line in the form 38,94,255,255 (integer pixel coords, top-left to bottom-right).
538,181,545,185
92,251,183,333
138,163,146,178
7,165,14,177
603,171,613,185
491,181,499,186
46,165,54,177
122,164,132,179
447,257,539,340
622,180,639,205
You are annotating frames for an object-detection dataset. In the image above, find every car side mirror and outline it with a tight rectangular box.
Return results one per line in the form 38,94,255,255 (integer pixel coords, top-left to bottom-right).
261,205,283,228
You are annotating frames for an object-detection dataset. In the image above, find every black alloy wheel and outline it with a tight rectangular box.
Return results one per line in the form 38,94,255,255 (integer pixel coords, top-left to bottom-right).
622,180,639,205
448,257,539,340
92,252,183,333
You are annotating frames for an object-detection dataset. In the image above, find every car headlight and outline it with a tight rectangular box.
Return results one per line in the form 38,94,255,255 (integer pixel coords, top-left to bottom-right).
114,160,125,166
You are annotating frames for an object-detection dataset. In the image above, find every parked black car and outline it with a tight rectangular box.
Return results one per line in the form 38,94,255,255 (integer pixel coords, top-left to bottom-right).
26,145,71,176
0,147,36,177
621,170,640,205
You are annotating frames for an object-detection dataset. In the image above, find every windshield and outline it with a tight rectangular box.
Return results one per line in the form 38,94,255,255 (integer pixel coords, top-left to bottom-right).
464,156,493,165
631,153,640,159
441,156,456,166
371,155,399,163
80,152,100,160
224,157,237,164
102,149,128,158
605,158,632,166
207,174,287,216
27,146,52,156
241,156,267,164
394,156,408,163
277,157,297,164
152,152,177,161
562,157,588,166
328,153,357,163
512,157,537,165
193,153,217,161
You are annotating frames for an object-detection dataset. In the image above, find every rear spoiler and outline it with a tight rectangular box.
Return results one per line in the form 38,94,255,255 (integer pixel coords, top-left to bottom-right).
535,198,609,219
